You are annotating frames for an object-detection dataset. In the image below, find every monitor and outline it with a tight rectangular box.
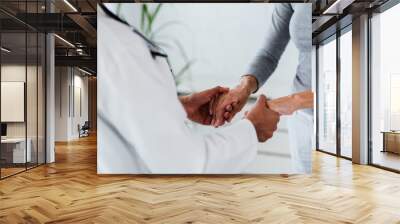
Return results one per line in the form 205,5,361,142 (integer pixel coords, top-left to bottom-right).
1,123,7,137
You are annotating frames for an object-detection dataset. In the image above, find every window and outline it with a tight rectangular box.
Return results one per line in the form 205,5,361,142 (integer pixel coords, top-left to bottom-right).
318,36,337,154
340,29,352,158
370,3,400,171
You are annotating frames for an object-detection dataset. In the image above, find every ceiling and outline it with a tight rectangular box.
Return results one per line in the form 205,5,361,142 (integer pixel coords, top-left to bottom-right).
312,0,390,43
0,0,99,73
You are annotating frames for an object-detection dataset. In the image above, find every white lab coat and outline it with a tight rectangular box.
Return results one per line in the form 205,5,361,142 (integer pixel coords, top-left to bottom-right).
97,7,258,174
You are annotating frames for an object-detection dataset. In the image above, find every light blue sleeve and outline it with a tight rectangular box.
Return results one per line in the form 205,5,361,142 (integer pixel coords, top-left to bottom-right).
247,3,293,91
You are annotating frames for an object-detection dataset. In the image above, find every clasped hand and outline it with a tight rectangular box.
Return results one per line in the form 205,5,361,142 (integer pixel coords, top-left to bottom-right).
179,86,280,142
179,86,229,125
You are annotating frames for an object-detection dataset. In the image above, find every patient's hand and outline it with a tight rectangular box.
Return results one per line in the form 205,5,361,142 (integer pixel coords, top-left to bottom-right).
267,91,314,115
179,86,229,125
267,96,297,115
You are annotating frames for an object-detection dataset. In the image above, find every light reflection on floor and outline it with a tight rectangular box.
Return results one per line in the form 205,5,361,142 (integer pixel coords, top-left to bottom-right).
372,150,400,171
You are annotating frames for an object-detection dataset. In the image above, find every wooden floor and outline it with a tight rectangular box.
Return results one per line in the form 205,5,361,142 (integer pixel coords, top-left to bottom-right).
1,167,26,178
372,150,400,171
1,135,400,223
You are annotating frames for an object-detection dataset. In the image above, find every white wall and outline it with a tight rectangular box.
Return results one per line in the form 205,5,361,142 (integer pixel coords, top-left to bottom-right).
1,66,26,130
55,67,89,141
1,65,39,138
107,3,298,99
72,73,89,137
55,66,68,141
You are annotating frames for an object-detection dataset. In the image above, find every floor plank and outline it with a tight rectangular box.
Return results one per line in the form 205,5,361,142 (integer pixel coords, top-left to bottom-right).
1,135,400,223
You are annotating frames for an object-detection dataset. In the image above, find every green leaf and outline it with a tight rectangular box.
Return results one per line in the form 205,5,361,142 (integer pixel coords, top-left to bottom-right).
144,6,153,35
146,4,162,37
140,4,147,32
141,4,153,36
149,4,163,25
137,3,194,87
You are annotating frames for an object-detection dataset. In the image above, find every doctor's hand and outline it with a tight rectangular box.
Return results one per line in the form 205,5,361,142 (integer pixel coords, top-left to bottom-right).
211,75,258,127
180,86,229,125
244,95,280,142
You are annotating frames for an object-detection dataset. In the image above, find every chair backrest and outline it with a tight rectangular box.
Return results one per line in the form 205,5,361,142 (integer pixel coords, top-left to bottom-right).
82,121,90,129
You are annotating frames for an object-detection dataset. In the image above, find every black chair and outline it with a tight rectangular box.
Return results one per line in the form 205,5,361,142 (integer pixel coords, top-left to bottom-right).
79,121,90,138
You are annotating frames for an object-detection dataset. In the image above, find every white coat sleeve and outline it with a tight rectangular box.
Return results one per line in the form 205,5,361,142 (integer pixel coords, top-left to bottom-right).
202,119,258,173
98,10,258,174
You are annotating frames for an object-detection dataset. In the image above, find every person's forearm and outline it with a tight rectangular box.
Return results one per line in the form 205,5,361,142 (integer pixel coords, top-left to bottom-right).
238,75,258,94
291,90,314,110
266,90,313,115
246,5,292,91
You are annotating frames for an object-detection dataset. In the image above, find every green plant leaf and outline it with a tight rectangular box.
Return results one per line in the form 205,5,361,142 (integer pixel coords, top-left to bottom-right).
140,4,149,33
149,4,163,25
145,4,162,37
144,5,153,36
137,3,194,87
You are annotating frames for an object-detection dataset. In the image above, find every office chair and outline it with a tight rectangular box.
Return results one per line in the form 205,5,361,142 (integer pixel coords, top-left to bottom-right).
79,121,90,138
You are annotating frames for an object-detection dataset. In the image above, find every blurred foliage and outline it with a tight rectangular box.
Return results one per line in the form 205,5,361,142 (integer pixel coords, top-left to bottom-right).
116,3,195,87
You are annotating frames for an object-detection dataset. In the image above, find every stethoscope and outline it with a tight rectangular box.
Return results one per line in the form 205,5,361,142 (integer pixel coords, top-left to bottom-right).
99,3,175,77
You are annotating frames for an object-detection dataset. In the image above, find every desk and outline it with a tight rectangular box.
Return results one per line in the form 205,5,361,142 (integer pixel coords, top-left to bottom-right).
1,138,31,163
381,131,400,154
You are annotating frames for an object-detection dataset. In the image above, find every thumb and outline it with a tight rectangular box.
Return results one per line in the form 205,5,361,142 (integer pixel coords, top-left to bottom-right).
257,94,267,107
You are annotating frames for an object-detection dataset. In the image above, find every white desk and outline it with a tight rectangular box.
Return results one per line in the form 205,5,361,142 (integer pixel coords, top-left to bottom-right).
1,138,31,163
